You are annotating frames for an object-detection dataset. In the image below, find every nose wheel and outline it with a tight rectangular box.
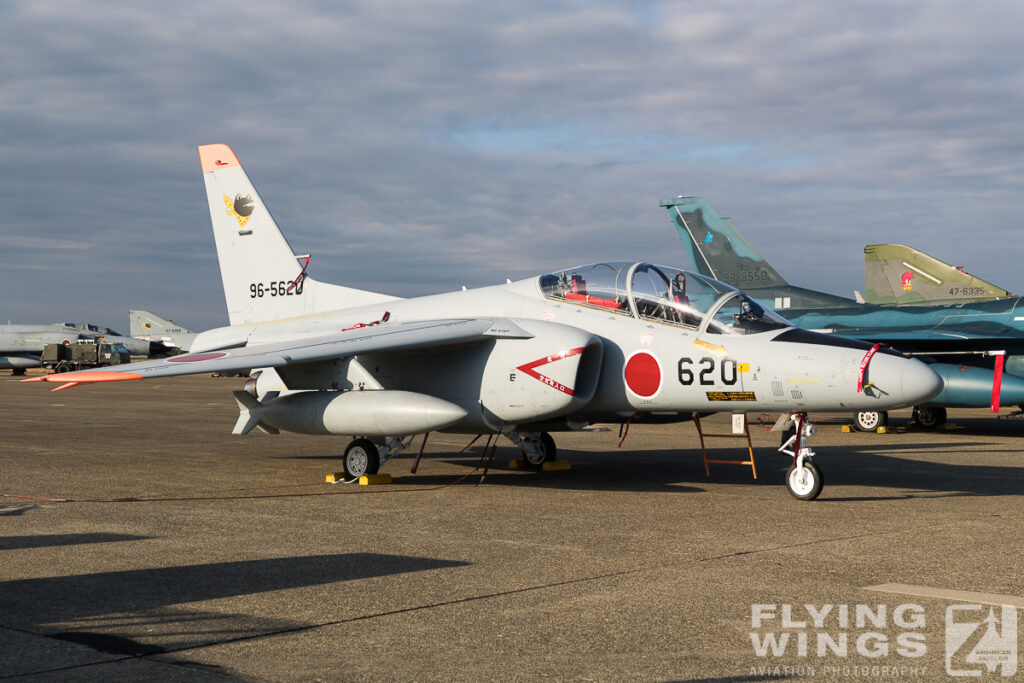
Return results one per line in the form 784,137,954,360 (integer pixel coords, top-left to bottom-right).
778,413,823,501
785,460,823,500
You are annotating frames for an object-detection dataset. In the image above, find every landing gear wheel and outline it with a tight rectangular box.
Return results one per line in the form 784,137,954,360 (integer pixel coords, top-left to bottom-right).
539,432,556,463
853,410,887,432
53,362,72,374
913,406,946,429
520,432,556,468
343,438,380,480
786,461,823,501
11,368,26,376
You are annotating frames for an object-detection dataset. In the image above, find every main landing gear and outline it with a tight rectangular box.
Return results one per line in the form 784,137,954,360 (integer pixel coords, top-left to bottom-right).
853,410,887,432
779,413,823,501
342,436,411,480
506,431,557,468
912,406,947,429
853,406,948,431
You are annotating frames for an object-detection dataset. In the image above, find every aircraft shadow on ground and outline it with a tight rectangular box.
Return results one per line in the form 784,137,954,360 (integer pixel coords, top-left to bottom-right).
0,532,152,551
258,417,1023,498
388,453,708,495
0,553,469,627
369,437,1024,500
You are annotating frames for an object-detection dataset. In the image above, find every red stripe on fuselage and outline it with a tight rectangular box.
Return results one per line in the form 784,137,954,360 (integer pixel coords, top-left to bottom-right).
516,347,585,396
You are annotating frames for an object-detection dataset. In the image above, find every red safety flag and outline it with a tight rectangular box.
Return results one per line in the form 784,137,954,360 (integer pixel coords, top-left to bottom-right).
857,343,885,393
991,352,1005,413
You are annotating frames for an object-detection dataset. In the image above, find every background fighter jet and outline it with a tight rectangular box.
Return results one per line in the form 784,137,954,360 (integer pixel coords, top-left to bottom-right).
25,145,941,500
1,321,171,374
664,196,1024,431
863,243,1013,306
0,323,97,374
68,322,173,358
130,310,196,353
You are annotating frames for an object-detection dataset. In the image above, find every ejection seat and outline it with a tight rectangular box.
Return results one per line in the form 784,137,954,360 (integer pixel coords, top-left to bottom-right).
562,274,622,310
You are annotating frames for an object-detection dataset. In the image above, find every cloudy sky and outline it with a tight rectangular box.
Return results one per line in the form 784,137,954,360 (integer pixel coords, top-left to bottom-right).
3,1,1023,332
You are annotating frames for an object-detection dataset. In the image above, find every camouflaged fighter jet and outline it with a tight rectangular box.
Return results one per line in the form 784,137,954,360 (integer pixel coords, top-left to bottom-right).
664,195,1024,432
24,146,941,500
863,244,1013,306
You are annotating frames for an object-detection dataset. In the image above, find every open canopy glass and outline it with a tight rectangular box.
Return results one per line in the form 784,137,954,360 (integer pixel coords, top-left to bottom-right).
539,261,791,335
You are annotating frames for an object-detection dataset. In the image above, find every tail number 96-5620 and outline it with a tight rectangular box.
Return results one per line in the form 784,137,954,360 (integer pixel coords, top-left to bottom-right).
678,357,738,386
249,280,304,298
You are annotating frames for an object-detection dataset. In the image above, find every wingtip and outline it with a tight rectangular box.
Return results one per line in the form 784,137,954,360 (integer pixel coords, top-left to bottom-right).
20,371,144,390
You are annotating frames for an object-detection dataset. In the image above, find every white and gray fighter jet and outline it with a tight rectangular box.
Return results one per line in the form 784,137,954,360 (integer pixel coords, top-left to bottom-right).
1,322,171,373
25,144,943,500
1,323,97,374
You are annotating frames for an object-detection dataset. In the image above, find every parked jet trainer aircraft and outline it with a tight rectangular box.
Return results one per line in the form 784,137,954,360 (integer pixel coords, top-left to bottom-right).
25,145,941,500
663,195,1024,431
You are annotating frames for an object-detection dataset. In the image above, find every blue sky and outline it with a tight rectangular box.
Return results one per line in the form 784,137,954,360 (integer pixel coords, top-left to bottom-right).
2,0,1023,331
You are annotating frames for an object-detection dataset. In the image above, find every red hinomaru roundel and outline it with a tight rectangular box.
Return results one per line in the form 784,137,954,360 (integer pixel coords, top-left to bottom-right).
623,350,662,398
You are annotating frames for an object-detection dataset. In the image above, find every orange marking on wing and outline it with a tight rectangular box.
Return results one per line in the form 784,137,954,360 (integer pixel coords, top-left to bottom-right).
22,372,144,391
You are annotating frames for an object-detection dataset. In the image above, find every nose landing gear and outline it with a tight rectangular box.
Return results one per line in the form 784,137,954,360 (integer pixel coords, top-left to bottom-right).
779,413,823,500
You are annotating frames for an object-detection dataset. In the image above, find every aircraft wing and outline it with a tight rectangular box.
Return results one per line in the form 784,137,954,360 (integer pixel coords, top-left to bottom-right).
23,318,532,391
814,323,1024,358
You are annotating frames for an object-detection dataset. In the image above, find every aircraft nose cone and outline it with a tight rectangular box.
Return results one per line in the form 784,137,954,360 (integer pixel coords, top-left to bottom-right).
900,358,943,405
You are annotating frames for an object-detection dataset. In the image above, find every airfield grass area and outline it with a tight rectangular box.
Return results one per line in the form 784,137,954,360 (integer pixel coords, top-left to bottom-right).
2,372,1023,680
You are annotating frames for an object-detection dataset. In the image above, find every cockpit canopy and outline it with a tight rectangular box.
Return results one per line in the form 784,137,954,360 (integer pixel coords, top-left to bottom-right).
539,262,791,335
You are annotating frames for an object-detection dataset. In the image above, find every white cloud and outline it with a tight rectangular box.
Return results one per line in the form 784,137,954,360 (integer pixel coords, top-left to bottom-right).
1,0,1023,329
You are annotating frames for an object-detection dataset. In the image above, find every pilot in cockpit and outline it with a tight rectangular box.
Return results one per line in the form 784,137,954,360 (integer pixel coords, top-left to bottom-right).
732,299,775,333
670,272,690,305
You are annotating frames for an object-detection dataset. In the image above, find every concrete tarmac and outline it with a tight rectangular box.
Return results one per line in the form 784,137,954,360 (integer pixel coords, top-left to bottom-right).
2,372,1023,681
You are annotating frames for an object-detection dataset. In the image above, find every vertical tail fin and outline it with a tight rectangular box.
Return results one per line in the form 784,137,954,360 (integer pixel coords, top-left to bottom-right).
863,243,1013,305
660,196,788,288
129,310,197,352
198,144,398,326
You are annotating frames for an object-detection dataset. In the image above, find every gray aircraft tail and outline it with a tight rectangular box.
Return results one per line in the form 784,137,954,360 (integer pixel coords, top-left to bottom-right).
863,244,1013,305
660,196,788,288
129,310,197,353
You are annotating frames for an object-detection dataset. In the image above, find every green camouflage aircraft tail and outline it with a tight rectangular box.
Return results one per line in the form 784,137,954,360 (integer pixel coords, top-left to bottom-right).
660,196,788,289
863,244,1013,305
